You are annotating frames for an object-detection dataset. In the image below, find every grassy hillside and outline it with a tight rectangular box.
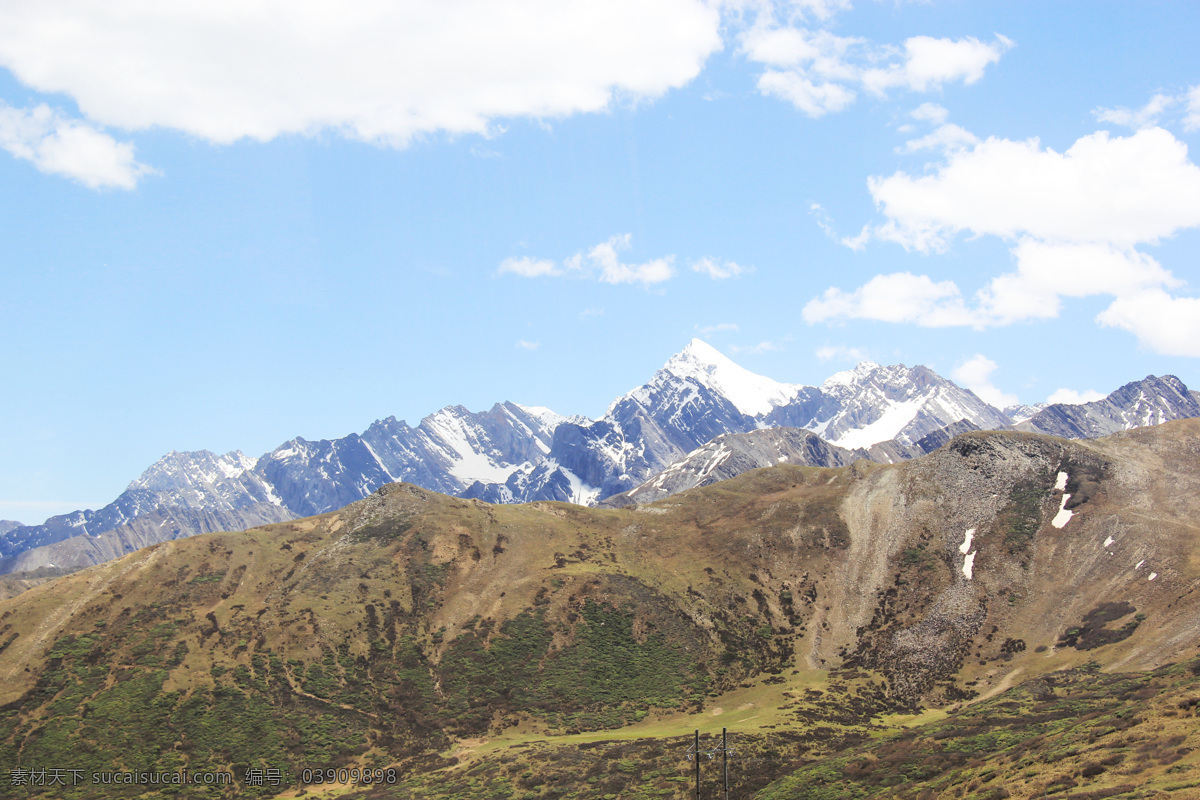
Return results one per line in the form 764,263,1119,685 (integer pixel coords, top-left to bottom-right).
0,423,1197,798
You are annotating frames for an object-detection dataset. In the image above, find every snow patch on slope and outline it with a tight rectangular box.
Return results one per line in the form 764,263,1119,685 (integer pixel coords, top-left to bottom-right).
827,397,926,449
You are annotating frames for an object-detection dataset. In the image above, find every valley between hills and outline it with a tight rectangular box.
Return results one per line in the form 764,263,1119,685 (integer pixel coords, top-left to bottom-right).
1,421,1199,799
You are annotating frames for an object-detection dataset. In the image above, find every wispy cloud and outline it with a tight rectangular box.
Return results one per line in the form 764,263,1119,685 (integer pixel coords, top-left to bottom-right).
515,339,540,351
740,3,1013,120
696,322,739,335
0,101,156,189
498,256,559,278
501,235,748,289
729,340,783,355
1095,93,1177,130
815,344,868,362
690,257,748,280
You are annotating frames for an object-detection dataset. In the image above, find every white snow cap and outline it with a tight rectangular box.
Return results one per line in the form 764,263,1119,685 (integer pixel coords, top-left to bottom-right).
663,339,800,417
822,361,883,390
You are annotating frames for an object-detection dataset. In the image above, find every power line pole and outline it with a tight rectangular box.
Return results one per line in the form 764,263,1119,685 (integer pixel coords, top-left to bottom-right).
723,727,729,800
685,729,735,799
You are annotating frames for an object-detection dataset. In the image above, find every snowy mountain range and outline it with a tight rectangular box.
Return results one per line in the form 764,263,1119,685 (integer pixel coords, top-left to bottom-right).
3,339,1198,574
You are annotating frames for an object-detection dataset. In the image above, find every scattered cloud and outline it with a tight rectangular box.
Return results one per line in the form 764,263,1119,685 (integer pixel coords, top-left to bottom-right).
815,344,868,362
696,322,739,335
910,102,949,124
1093,85,1200,133
1186,86,1200,132
810,202,838,239
1094,93,1176,130
951,354,1017,408
501,236,755,288
729,340,782,355
0,101,155,189
791,0,853,21
898,122,978,154
808,125,1200,355
691,256,748,279
862,35,1013,94
469,143,502,159
500,234,676,287
803,272,972,327
742,7,1012,119
574,234,675,285
0,0,722,146
515,339,540,350
578,307,605,320
498,256,559,278
1046,387,1106,405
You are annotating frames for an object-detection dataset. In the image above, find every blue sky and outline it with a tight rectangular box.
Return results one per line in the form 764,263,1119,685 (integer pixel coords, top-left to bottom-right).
2,0,1199,522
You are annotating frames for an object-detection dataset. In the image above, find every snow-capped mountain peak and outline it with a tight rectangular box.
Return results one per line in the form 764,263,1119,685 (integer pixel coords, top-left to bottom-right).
128,450,259,492
821,361,883,390
658,338,800,416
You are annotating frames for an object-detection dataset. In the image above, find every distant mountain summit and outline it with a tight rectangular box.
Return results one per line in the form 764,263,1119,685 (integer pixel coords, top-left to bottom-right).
1018,374,1200,439
3,341,1197,574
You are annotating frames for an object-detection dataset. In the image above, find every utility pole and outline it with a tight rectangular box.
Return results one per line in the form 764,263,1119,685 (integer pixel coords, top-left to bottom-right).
685,729,735,799
723,727,729,800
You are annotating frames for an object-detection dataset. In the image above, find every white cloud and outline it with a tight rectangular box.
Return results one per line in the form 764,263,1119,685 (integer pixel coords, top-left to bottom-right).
516,340,540,350
502,234,677,287
691,257,748,279
815,344,868,362
1094,93,1176,130
0,0,721,146
739,6,1011,119
1046,388,1106,405
0,101,154,189
910,102,949,124
578,307,605,320
811,124,1200,357
697,322,739,335
756,70,856,117
1186,86,1200,132
975,240,1179,326
1095,289,1200,357
869,127,1200,252
791,0,853,20
862,35,1013,94
899,123,978,154
951,354,1017,408
498,256,559,278
802,271,973,327
729,340,781,355
582,235,675,285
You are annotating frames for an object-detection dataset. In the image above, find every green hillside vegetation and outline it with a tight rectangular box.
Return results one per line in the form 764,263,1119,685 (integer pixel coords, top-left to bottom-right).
0,423,1198,798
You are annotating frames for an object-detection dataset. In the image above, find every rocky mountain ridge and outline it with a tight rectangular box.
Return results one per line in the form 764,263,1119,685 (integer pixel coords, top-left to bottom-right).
2,340,1197,575
1,420,1198,797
